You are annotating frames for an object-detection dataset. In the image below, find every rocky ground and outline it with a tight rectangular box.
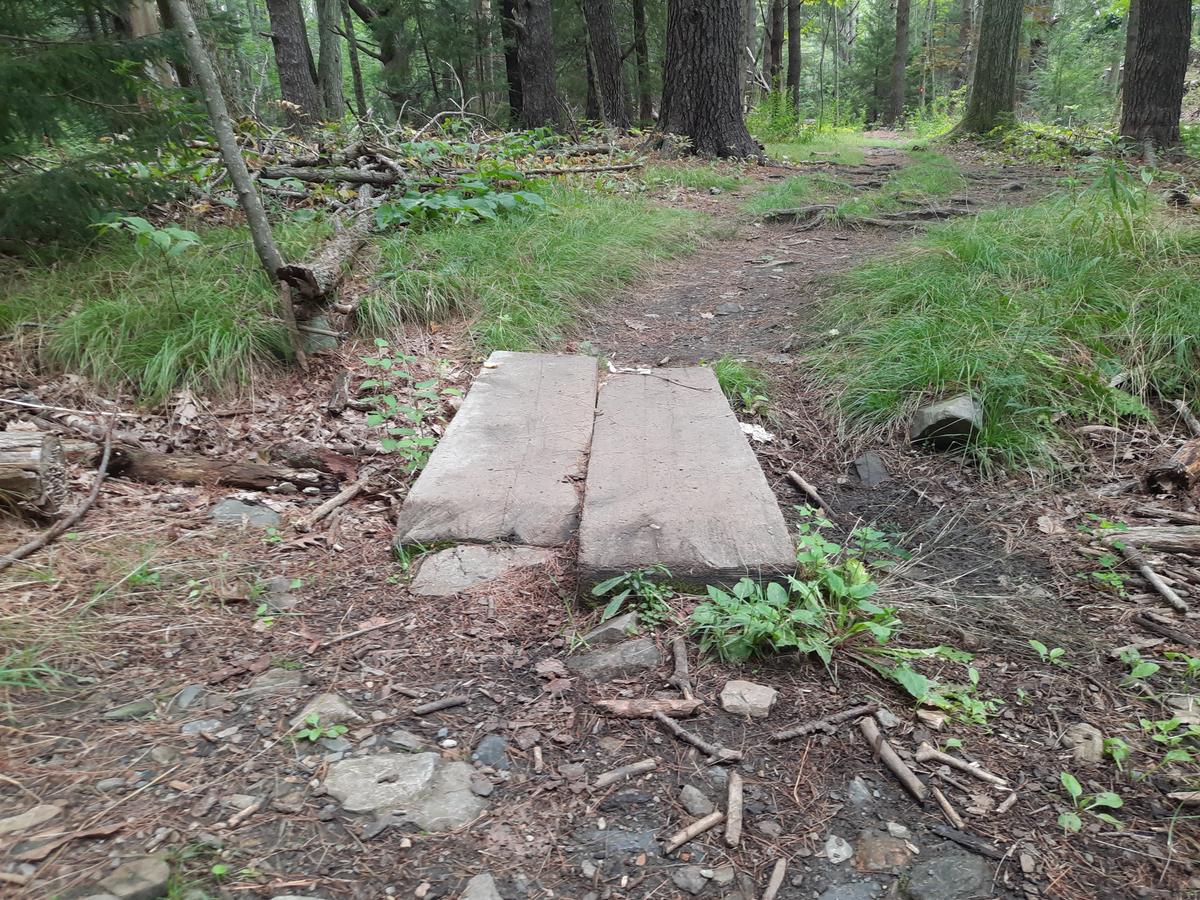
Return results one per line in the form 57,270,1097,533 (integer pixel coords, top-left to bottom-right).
2,141,1199,900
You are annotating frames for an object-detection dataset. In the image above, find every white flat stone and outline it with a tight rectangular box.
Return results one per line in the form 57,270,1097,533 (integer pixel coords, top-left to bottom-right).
409,544,554,596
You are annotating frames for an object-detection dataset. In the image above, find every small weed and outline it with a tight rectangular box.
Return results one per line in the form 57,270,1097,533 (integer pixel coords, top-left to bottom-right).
1029,639,1068,667
1140,717,1200,766
253,604,275,630
361,341,459,473
0,647,62,689
711,356,769,416
1104,736,1131,771
262,527,283,546
1119,649,1161,687
294,714,348,743
591,566,674,628
1164,651,1200,679
1058,771,1123,832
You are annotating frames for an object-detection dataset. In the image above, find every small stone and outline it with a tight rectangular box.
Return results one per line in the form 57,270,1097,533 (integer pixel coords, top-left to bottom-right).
166,684,205,714
260,576,301,611
566,639,661,682
237,668,304,698
910,395,983,449
580,611,639,645
179,718,221,736
1062,722,1104,766
470,774,495,797
410,545,553,597
756,819,783,838
906,846,992,900
103,698,156,720
714,302,743,316
672,865,709,895
1020,852,1036,875
387,728,427,752
854,829,913,872
885,821,910,840
710,866,735,886
222,794,260,811
97,777,127,792
853,452,891,488
472,734,510,770
824,833,854,865
846,776,873,807
581,859,598,878
874,707,901,729
460,873,502,900
599,789,652,812
816,884,880,900
209,497,281,527
719,680,777,718
98,856,171,900
680,784,714,816
289,693,363,728
440,738,458,749
0,804,61,836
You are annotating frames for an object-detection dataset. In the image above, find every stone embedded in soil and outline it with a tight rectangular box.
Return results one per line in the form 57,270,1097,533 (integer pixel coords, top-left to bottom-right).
322,753,487,830
394,352,598,548
289,693,363,728
386,728,427,752
846,776,873,807
816,883,881,900
179,718,221,736
0,803,61,836
103,698,155,720
260,575,301,610
672,865,709,895
460,873,502,900
825,833,854,865
580,610,639,645
852,451,891,487
854,829,913,872
209,497,281,527
577,367,795,587
472,734,510,770
409,544,554,597
720,680,778,718
237,668,305,698
905,844,992,900
1062,722,1104,765
566,638,662,681
680,784,715,816
910,394,983,449
97,856,171,900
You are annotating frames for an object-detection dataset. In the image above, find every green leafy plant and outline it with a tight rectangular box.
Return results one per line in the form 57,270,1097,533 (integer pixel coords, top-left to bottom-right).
1057,771,1123,832
94,215,199,313
295,713,348,743
1119,649,1161,687
1140,717,1200,766
1103,736,1131,771
1029,639,1068,667
361,341,460,473
591,565,674,628
710,356,770,416
375,183,544,231
1164,651,1200,680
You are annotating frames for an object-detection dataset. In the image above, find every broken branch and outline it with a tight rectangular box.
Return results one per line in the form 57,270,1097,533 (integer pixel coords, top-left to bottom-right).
668,636,694,701
653,710,742,764
914,742,1008,787
663,810,725,854
859,716,927,802
771,702,879,742
592,698,702,718
725,771,744,847
593,757,657,789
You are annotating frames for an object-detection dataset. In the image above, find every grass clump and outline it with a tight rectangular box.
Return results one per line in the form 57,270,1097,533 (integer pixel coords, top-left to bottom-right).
741,173,851,215
711,355,770,415
1,217,329,402
363,186,701,350
643,164,744,192
816,169,1200,468
833,151,965,219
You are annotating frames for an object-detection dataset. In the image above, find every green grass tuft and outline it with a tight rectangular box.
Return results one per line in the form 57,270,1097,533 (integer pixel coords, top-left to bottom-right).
815,179,1200,468
643,164,744,192
362,187,703,351
833,151,965,219
741,173,852,215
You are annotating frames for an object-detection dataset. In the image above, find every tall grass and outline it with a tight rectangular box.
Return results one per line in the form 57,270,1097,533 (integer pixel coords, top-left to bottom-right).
362,187,702,350
643,164,745,192
816,174,1200,467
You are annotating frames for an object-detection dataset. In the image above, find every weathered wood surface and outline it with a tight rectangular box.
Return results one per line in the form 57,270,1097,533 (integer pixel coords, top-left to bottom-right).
1105,525,1200,554
1147,437,1200,493
0,432,66,518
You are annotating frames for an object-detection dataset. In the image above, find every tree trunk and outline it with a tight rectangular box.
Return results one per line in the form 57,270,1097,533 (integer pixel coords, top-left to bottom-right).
768,0,784,93
499,0,523,120
341,0,369,117
167,0,285,281
1120,0,1190,148
956,0,1022,134
266,0,323,129
316,0,347,118
786,0,801,109
952,0,973,91
740,0,757,102
515,0,560,126
883,0,910,125
0,434,66,519
582,0,630,127
632,0,653,121
156,0,191,86
659,0,758,158
1117,0,1139,116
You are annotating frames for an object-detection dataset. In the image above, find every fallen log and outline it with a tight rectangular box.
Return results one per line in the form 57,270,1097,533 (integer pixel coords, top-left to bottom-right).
1105,526,1200,555
1146,437,1200,494
260,165,397,185
278,208,372,304
108,447,334,491
860,716,928,802
0,432,66,518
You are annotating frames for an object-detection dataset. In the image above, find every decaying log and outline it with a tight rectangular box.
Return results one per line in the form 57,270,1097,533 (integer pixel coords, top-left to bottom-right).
278,210,372,303
592,698,702,718
260,165,398,185
1146,437,1200,494
1135,505,1200,525
109,447,334,491
1105,526,1200,555
1132,611,1199,646
0,433,66,518
1110,540,1187,612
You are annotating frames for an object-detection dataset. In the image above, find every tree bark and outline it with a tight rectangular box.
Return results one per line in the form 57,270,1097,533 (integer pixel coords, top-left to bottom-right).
956,0,1022,134
1117,0,1139,115
952,0,973,91
168,0,284,281
0,433,66,519
109,447,335,491
341,0,369,117
884,0,910,125
1120,0,1190,148
582,0,630,128
768,0,784,93
632,0,653,121
317,0,347,119
499,0,523,120
786,0,801,109
514,0,560,126
660,0,758,157
265,0,324,129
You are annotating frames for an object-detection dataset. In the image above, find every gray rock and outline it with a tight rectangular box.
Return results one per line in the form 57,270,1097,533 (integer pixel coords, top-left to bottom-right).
167,684,205,714
103,698,155,720
179,718,221,736
672,865,709,895
756,819,782,838
237,668,305,698
566,639,662,681
573,826,658,855
472,734,510,770
817,883,880,900
0,804,61,836
905,845,992,900
290,693,363,728
680,784,714,816
910,395,982,449
260,576,301,611
580,611,639,646
847,776,873,807
302,315,340,353
98,857,171,900
387,728,427,752
209,498,281,527
825,833,854,865
854,829,912,872
714,302,743,315
410,545,554,597
97,777,127,791
710,866,735,886
874,707,901,729
148,746,181,766
322,752,487,830
460,873,502,900
853,452,891,488
885,821,910,840
599,789,653,812
720,680,778,718
1062,722,1104,765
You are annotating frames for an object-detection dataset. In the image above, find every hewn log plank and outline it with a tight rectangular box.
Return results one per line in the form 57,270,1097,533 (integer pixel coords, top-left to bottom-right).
0,433,66,518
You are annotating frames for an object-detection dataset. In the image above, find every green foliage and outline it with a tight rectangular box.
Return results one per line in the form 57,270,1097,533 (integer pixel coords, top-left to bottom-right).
1164,651,1200,680
375,183,544,230
1103,736,1131,770
1029,639,1068,667
360,341,459,472
294,713,348,743
0,647,61,690
1058,771,1124,832
1140,717,1200,766
741,173,852,215
815,171,1200,468
1118,649,1160,687
643,165,744,192
711,356,769,416
364,187,701,351
590,566,674,628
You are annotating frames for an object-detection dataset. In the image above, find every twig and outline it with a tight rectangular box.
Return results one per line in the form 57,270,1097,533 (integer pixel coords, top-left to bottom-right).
0,427,113,574
786,471,836,519
1132,611,1198,647
725,771,744,848
771,702,878,742
317,617,405,648
1113,540,1187,612
931,785,965,829
761,858,788,900
859,717,927,802
592,698,702,718
1173,399,1200,437
668,636,694,701
594,757,657,789
914,742,1008,787
224,798,263,829
996,791,1019,814
931,824,1005,859
412,695,468,716
663,811,725,854
653,711,742,764
295,465,377,532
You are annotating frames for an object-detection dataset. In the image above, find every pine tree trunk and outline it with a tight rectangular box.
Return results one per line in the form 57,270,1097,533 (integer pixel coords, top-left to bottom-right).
499,0,523,121
583,0,629,127
266,0,323,129
768,0,784,93
317,0,347,118
632,0,653,121
952,0,973,91
786,0,801,109
1117,0,1139,113
341,0,369,117
660,0,758,158
1120,0,1191,148
884,0,910,125
515,0,560,126
956,0,1022,134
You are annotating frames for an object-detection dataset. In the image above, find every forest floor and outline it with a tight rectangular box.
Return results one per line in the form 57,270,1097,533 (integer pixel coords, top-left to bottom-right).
2,135,1199,900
